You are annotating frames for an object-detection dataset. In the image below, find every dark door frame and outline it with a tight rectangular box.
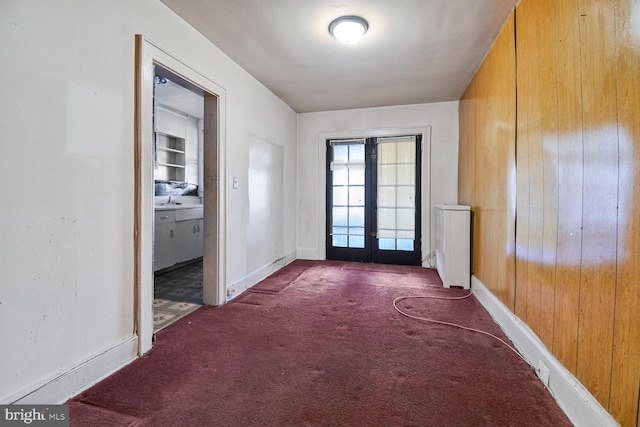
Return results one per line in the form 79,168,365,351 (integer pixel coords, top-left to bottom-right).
325,135,422,265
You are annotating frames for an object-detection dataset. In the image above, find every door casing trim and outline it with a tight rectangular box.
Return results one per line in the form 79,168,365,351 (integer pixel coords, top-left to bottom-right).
317,126,432,265
134,35,227,355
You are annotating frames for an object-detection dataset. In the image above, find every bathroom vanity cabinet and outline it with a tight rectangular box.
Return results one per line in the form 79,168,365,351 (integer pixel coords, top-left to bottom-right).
154,207,204,271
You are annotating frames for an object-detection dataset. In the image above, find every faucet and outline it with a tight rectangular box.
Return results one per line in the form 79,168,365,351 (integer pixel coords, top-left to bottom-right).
168,195,172,205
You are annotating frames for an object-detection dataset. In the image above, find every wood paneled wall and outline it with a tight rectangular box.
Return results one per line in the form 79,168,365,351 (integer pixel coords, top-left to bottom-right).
458,11,516,311
458,1,640,425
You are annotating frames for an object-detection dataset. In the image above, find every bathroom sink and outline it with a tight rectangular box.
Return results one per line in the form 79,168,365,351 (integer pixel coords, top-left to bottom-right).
154,204,203,211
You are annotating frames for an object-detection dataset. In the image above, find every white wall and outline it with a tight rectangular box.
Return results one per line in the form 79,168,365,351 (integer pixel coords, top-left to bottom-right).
296,102,459,263
0,0,297,403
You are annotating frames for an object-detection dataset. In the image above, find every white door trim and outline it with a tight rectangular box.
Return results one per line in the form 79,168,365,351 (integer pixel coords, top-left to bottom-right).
135,35,227,355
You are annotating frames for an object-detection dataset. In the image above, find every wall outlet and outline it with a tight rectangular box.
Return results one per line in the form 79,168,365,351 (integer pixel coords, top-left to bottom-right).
537,360,550,387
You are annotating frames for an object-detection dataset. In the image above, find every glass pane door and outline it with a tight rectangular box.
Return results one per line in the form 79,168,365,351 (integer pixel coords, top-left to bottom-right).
326,139,368,262
326,135,421,265
376,136,416,251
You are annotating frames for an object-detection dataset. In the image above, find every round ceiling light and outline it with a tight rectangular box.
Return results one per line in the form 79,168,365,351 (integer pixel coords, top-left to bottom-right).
328,15,369,44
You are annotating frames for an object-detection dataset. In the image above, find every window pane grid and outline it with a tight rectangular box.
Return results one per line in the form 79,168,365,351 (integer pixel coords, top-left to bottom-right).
376,136,416,252
330,140,366,248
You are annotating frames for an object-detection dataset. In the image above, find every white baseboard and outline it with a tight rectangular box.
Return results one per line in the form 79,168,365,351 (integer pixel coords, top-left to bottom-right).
6,335,138,405
471,276,619,427
226,251,297,300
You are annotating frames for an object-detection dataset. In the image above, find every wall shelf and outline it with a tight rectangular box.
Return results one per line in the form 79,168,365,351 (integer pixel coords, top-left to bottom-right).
155,133,186,181
157,146,185,154
157,162,185,169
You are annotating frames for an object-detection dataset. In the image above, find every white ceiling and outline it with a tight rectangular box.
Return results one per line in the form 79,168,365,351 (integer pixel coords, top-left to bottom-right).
159,0,517,113
155,78,204,119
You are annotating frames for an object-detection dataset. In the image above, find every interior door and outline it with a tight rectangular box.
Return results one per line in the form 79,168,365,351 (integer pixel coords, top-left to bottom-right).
326,135,421,265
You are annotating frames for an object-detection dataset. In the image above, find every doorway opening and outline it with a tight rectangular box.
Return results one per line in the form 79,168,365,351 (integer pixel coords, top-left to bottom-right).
135,35,227,354
326,135,422,265
152,67,204,331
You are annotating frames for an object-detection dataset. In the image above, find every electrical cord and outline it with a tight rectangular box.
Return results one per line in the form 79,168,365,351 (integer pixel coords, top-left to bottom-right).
421,251,437,268
393,291,527,363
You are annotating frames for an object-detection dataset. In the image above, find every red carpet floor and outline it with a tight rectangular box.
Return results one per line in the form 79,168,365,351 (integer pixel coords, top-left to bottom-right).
68,260,572,426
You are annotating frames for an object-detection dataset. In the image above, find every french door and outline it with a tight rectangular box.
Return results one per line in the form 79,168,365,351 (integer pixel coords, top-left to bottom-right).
326,135,421,265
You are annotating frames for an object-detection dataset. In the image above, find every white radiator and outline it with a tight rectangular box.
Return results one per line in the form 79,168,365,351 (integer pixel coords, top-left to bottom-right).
435,204,471,289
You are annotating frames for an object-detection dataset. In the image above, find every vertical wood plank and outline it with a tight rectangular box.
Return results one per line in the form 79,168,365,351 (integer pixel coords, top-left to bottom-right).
474,81,488,283
482,61,499,295
503,9,517,312
515,1,531,319
505,13,518,313
133,35,143,337
538,0,559,349
576,0,618,408
481,65,496,291
457,96,473,206
524,0,544,336
551,0,583,376
610,0,640,424
495,14,517,310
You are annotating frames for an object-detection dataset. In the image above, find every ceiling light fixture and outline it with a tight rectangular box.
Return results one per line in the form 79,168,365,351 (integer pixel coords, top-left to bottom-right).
328,15,369,44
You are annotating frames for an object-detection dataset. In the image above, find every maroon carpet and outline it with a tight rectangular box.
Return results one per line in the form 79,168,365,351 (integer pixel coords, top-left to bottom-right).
68,260,571,426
